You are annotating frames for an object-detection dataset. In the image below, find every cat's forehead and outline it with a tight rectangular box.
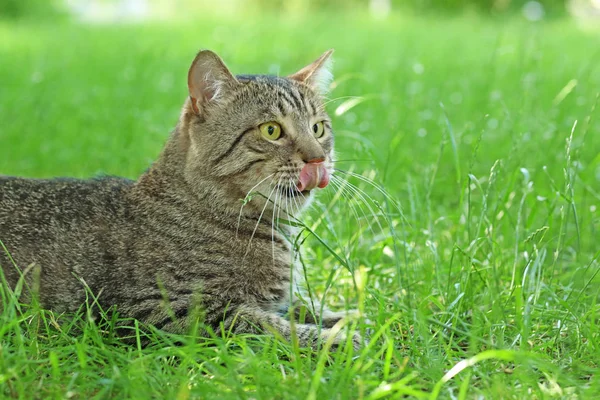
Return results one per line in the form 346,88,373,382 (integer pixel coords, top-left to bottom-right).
236,74,316,96
235,74,323,115
237,74,291,86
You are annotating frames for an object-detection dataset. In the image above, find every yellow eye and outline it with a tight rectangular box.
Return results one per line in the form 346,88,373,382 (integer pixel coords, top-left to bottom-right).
259,121,282,140
312,121,325,138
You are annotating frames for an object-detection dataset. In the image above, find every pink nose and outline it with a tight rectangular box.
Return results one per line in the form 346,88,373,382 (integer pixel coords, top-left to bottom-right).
297,161,330,192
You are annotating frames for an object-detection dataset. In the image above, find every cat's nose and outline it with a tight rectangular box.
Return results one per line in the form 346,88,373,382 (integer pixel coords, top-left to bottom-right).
300,151,326,163
299,142,326,164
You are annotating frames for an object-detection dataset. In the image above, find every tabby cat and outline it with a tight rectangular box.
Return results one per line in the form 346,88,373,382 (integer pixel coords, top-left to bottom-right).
0,50,361,349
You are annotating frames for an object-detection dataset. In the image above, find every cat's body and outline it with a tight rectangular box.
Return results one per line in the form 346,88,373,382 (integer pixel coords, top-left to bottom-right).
0,50,359,348
0,167,292,334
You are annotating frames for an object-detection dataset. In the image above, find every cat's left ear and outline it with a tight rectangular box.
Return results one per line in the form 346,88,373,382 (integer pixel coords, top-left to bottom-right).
289,49,334,94
187,50,240,116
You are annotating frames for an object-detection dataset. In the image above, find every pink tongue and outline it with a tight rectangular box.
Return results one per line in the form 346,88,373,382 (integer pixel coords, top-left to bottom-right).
297,163,330,192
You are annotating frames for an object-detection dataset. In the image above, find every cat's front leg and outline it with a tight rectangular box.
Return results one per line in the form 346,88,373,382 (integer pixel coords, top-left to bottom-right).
227,305,361,351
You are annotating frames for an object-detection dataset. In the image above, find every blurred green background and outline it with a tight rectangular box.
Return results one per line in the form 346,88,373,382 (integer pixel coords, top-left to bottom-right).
0,0,584,19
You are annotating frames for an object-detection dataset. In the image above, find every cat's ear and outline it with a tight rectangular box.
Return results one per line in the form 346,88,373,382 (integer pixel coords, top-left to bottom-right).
187,50,239,115
289,49,334,94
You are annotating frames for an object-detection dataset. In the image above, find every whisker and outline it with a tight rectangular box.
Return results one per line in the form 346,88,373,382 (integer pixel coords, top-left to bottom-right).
287,177,301,217
329,177,375,238
282,177,297,217
236,173,276,239
331,175,386,235
310,172,348,229
244,182,279,258
334,169,406,220
286,179,303,225
271,175,284,265
320,95,362,108
330,159,374,163
295,180,310,215
283,181,291,230
275,178,284,238
291,178,307,216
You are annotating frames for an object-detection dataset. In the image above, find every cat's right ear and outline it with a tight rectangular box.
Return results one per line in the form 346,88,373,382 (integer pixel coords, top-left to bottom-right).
187,50,239,116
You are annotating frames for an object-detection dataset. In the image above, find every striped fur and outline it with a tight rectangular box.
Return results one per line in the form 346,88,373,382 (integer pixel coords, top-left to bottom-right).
0,50,360,349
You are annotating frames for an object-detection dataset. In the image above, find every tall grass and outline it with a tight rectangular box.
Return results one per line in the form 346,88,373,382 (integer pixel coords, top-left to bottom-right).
0,12,599,398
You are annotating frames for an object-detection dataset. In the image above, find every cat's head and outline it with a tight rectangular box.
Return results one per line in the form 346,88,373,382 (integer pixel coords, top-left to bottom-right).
180,49,335,217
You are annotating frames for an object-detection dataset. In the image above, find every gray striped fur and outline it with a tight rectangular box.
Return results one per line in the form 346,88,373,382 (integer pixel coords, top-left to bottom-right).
0,50,360,349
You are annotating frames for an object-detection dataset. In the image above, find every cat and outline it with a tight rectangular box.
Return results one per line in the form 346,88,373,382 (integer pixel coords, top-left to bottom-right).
0,49,361,350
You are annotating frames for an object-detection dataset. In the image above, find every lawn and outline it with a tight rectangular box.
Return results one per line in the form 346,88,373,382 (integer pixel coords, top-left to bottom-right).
1,10,599,399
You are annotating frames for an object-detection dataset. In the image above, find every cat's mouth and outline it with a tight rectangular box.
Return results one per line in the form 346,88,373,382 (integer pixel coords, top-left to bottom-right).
274,163,330,199
297,162,330,192
278,185,310,198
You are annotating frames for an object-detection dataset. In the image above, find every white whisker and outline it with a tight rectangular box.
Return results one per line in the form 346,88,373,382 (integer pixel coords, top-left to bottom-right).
284,182,291,226
329,177,375,238
334,169,405,218
244,182,279,258
331,175,385,234
289,177,303,217
275,179,284,238
271,175,284,265
236,173,276,239
320,95,362,108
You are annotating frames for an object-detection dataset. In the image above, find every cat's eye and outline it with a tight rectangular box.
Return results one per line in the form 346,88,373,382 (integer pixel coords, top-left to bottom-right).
312,121,325,138
259,121,282,141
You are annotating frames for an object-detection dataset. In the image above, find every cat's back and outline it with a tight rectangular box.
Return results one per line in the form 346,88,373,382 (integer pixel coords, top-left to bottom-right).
0,175,133,225
0,176,133,310
0,175,134,294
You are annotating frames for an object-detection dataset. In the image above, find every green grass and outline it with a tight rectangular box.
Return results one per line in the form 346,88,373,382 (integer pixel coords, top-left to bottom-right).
1,11,600,399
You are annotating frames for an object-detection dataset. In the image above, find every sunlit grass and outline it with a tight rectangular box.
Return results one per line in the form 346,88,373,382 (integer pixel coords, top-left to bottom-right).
1,12,599,398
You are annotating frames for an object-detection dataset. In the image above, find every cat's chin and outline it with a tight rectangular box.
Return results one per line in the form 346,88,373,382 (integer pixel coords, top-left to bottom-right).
277,185,312,199
272,184,315,213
